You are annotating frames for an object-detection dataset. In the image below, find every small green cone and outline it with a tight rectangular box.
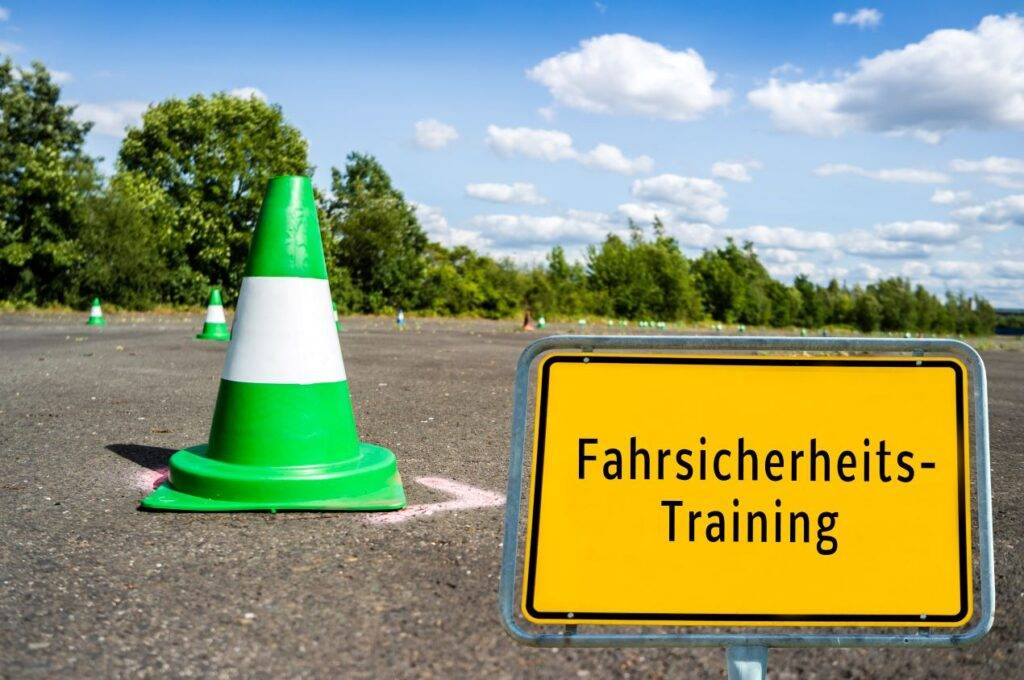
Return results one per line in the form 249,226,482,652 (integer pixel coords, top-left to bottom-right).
196,288,231,341
86,297,106,326
143,176,405,512
332,301,343,331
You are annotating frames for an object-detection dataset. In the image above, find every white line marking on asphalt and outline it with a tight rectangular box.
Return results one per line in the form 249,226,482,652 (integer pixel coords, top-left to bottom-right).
367,476,505,524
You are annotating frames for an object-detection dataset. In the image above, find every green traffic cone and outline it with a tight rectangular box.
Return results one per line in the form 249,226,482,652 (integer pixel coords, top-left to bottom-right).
196,288,231,341
86,297,106,326
142,176,405,512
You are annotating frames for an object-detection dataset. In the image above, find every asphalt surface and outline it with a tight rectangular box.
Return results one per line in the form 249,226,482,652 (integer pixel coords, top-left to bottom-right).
1,313,1021,679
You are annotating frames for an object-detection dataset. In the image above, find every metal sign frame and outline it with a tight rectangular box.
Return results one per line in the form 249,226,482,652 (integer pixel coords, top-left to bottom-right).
499,335,994,657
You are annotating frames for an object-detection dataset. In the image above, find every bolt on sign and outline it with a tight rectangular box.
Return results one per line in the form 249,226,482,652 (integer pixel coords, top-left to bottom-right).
520,352,976,627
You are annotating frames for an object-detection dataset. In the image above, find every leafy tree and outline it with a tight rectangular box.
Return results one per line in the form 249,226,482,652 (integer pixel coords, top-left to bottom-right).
868,278,916,332
541,245,589,315
419,244,523,318
0,60,97,303
823,279,854,327
853,289,882,332
769,279,803,327
692,239,774,324
794,275,827,327
118,93,310,301
322,153,428,312
585,220,701,321
74,172,188,308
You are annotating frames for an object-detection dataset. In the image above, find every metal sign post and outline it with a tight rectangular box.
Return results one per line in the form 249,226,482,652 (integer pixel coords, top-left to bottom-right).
499,336,994,678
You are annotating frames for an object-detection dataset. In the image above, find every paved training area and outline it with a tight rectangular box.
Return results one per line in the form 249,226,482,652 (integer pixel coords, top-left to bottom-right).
1,313,1022,678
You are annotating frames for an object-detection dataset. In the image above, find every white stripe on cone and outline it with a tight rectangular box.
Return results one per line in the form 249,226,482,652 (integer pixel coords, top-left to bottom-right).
222,277,346,384
89,305,102,317
205,304,226,324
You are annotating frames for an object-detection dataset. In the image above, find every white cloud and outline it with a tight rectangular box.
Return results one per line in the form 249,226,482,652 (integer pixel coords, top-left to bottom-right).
931,189,972,205
50,70,73,84
465,182,547,205
848,262,884,283
413,119,458,150
748,79,854,137
770,63,804,78
0,40,21,54
0,7,8,21
759,247,801,263
916,260,1024,305
413,202,488,250
813,163,949,184
874,220,962,243
928,261,985,280
729,225,837,251
578,143,653,174
767,261,819,279
950,156,1024,175
630,174,728,224
74,101,148,137
228,86,266,101
470,210,620,247
986,175,1024,190
615,203,717,248
663,222,718,249
749,15,1024,141
950,158,1024,189
537,106,556,122
527,33,730,121
993,260,1024,278
953,194,1024,231
711,160,762,183
839,232,932,259
486,125,576,162
832,9,882,29
486,125,652,175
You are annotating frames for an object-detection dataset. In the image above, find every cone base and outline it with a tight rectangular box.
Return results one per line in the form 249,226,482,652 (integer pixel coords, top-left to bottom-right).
86,318,106,326
196,324,231,341
140,442,405,512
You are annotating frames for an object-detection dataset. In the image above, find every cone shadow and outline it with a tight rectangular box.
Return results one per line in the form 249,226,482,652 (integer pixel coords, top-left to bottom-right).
106,443,176,472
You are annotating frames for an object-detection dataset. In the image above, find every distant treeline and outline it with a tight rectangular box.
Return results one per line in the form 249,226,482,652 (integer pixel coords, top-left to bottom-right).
0,59,997,334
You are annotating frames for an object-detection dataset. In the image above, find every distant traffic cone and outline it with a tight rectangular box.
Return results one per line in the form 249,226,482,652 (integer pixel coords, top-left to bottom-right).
332,301,343,331
142,176,405,511
196,288,230,341
86,297,106,326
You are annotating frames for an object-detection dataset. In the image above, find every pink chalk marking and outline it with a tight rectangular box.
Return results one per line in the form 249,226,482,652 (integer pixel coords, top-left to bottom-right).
366,476,505,525
136,466,169,491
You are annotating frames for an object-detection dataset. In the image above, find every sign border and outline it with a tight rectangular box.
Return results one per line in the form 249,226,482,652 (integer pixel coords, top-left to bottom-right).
523,354,969,625
499,335,994,649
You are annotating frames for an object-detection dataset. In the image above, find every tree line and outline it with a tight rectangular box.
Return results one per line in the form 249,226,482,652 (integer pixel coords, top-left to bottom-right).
0,59,998,334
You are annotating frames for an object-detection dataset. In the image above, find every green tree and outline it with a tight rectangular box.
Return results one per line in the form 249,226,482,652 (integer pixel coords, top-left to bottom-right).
419,244,524,318
0,59,97,303
117,93,310,301
585,219,701,321
541,245,589,316
823,279,853,327
868,278,916,332
692,239,774,324
794,275,827,328
853,289,882,332
322,153,428,312
74,172,187,308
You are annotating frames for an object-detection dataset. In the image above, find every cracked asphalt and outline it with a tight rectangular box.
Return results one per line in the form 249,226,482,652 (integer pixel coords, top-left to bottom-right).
1,312,1021,678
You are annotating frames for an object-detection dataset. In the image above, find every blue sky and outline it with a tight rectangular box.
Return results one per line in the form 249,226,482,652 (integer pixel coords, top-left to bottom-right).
3,1,1023,305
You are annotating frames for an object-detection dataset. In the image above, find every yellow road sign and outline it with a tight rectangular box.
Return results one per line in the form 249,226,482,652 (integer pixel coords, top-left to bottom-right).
523,353,971,627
